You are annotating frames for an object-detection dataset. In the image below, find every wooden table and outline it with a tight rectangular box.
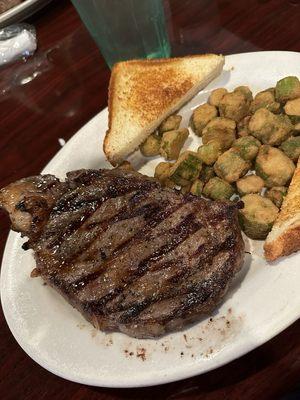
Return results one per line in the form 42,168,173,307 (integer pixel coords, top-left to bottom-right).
0,0,300,398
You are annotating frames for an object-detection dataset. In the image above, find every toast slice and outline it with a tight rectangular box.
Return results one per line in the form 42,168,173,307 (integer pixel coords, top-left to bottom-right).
264,157,300,261
104,54,225,166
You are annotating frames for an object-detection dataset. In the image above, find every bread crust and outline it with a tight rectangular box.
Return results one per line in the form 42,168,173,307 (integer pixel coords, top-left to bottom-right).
103,61,119,166
264,158,300,261
264,224,300,261
103,54,224,166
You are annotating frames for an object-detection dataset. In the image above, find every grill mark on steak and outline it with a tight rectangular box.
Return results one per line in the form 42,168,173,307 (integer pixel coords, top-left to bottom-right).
81,212,203,315
132,252,234,325
43,178,159,250
133,213,202,274
36,197,186,300
86,203,240,325
75,201,202,305
37,189,186,296
0,168,245,338
106,227,235,323
54,193,185,288
73,203,199,299
169,259,235,321
50,188,161,262
105,230,211,315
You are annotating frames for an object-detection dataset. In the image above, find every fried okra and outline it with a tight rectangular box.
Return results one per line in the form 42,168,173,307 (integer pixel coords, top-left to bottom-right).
164,178,177,189
203,177,235,200
279,136,300,162
219,91,250,122
250,90,280,114
197,140,221,165
214,149,251,183
160,128,189,160
181,183,192,194
169,151,202,186
232,135,261,161
284,98,300,131
190,103,218,136
248,108,293,146
208,88,228,107
190,179,204,196
239,194,279,240
265,186,287,208
284,97,300,117
295,122,300,133
202,117,236,150
199,165,216,183
159,114,182,134
237,116,251,137
255,145,295,187
154,162,172,183
234,86,253,101
140,134,161,157
117,161,134,171
275,76,300,103
236,175,265,196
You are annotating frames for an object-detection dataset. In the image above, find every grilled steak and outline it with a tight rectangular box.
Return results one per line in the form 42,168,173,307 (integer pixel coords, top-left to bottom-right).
0,169,244,338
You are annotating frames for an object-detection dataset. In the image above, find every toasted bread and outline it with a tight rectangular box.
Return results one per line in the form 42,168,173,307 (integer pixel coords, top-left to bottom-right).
264,157,300,261
104,54,225,166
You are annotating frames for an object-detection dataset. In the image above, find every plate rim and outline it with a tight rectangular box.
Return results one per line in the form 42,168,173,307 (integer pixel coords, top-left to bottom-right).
1,50,300,388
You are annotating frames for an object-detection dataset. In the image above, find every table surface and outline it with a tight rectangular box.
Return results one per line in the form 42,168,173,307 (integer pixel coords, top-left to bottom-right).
0,0,300,399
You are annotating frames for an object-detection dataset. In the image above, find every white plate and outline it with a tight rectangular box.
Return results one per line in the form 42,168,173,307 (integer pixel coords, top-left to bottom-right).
1,51,300,388
0,0,52,28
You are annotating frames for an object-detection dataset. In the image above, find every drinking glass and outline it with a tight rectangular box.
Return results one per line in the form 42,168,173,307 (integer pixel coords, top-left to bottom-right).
71,0,171,68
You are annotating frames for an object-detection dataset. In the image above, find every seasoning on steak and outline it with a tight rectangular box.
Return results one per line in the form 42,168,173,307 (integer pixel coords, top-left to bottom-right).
0,169,244,338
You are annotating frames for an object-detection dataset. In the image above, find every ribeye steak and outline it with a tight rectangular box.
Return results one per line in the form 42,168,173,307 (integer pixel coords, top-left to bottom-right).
0,169,244,338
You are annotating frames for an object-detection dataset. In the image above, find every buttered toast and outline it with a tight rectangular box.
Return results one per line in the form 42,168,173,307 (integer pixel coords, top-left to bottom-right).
104,54,225,166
